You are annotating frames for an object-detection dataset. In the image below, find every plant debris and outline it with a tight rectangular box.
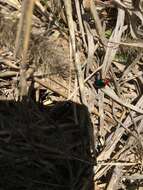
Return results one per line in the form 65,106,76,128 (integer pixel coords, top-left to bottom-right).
1,0,143,189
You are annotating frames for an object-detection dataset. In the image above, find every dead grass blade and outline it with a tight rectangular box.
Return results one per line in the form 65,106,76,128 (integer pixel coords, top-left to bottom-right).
15,0,35,99
102,86,143,114
102,8,125,78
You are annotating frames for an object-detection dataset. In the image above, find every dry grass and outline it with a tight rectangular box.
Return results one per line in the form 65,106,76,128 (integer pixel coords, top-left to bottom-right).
0,0,143,189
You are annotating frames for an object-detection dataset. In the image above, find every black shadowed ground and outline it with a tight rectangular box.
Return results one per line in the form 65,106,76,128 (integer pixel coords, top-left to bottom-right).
0,100,93,190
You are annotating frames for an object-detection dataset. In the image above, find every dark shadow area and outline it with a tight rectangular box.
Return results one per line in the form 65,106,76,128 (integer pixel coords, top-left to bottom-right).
0,100,94,190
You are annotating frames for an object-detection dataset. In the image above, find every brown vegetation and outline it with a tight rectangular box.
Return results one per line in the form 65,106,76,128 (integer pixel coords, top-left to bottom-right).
0,0,143,189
